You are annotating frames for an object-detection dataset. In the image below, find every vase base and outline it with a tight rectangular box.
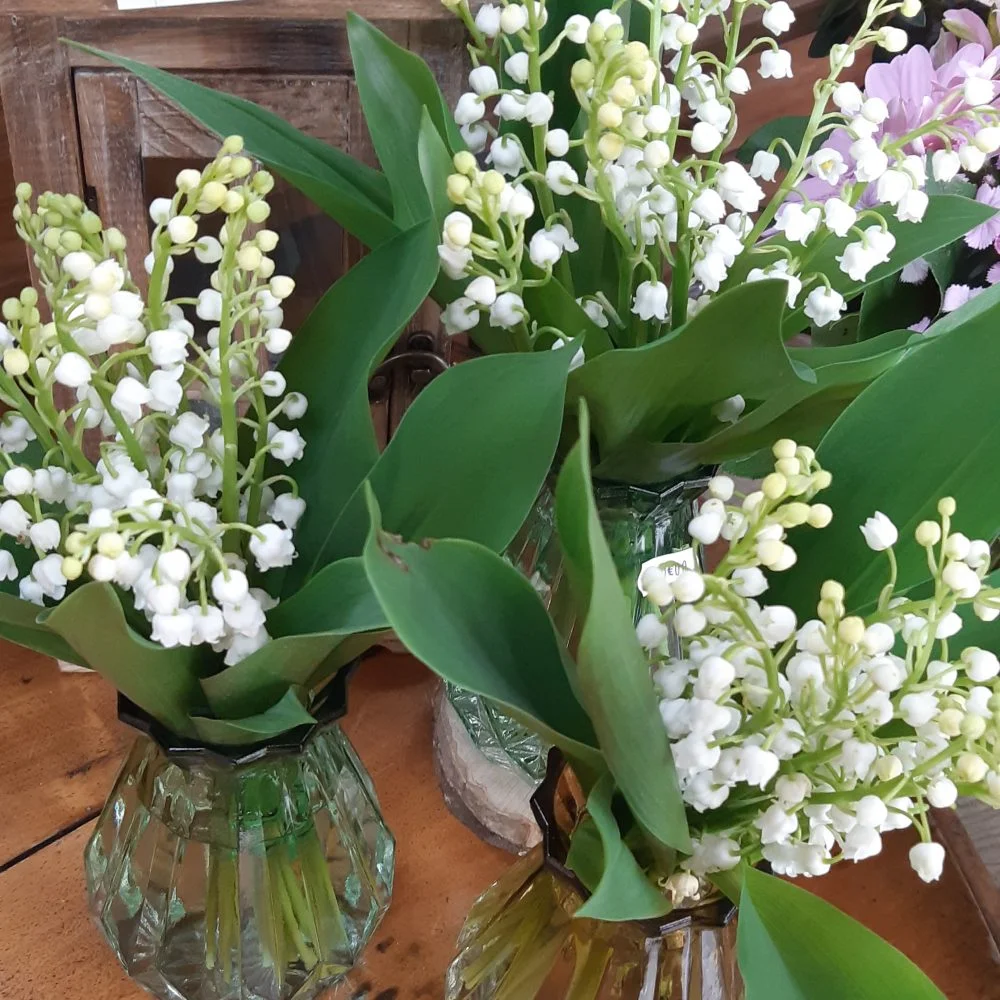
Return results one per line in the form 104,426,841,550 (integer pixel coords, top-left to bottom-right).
432,687,540,855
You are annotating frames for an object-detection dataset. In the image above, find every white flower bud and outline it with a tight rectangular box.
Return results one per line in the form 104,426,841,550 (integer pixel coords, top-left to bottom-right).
29,519,61,553
62,251,96,281
500,3,528,33
860,511,897,551
957,752,989,784
909,842,945,883
691,122,723,153
926,775,958,808
443,211,473,249
3,466,34,496
468,65,498,95
636,612,670,649
545,128,570,158
762,0,795,35
674,604,707,637
167,215,198,244
672,570,705,603
157,548,192,585
545,161,579,195
878,26,907,52
965,76,995,107
212,569,249,605
565,13,590,42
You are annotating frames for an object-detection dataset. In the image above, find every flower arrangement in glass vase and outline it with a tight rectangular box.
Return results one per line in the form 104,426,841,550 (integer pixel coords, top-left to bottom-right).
0,139,576,1000
360,269,1000,999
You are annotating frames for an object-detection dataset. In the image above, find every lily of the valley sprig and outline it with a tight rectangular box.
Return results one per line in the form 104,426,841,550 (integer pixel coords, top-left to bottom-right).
636,442,1000,887
2,139,303,665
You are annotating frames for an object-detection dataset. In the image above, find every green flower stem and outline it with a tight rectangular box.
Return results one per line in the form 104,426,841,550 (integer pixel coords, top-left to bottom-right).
204,848,219,971
670,215,690,331
525,3,574,296
0,372,63,466
216,218,245,550
244,384,271,526
146,230,173,332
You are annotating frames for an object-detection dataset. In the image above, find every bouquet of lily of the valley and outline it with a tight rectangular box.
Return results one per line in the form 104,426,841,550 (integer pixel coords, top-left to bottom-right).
78,0,1000,483
0,138,574,742
359,275,1000,996
0,139,578,990
77,0,997,480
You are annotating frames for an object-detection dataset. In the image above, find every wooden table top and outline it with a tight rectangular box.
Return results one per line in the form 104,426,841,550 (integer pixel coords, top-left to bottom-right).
0,641,998,1000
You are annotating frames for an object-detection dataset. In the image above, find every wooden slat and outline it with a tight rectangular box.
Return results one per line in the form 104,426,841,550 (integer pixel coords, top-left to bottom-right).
76,70,149,289
14,0,452,19
934,805,1000,956
136,73,351,157
0,96,28,303
0,15,84,284
63,17,356,73
0,645,129,868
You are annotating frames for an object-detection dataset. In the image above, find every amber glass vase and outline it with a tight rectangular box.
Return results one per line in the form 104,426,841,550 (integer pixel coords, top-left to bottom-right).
84,685,393,1000
446,476,707,780
447,759,743,1000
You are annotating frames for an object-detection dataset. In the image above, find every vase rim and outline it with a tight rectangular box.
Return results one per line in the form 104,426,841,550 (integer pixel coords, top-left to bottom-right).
117,658,359,768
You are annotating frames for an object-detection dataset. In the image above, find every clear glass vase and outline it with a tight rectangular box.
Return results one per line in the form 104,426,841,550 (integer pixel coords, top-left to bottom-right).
447,851,742,1000
447,475,707,780
447,758,743,1000
84,695,394,1000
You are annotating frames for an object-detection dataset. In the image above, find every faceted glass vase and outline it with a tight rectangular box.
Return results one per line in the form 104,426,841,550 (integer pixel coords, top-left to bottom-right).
447,475,706,780
84,718,395,1000
447,848,743,1000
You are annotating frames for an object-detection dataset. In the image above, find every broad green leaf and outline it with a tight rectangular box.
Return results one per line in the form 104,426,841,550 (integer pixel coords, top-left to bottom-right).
280,220,440,594
573,775,672,921
347,14,463,227
769,297,1000,617
565,816,604,893
0,592,82,663
312,347,576,570
736,115,810,168
708,867,743,904
554,405,691,853
600,332,913,482
571,280,802,463
724,196,996,337
41,582,209,738
190,687,316,746
268,558,386,638
811,313,860,347
202,558,387,719
362,488,604,773
66,41,396,249
738,864,945,1000
417,107,455,231
857,273,935,340
924,178,976,292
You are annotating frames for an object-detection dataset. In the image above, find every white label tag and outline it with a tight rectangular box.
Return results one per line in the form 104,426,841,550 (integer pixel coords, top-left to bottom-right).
637,548,696,595
118,0,242,9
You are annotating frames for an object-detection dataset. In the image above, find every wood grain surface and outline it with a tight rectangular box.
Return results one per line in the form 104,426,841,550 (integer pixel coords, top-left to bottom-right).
0,641,998,999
